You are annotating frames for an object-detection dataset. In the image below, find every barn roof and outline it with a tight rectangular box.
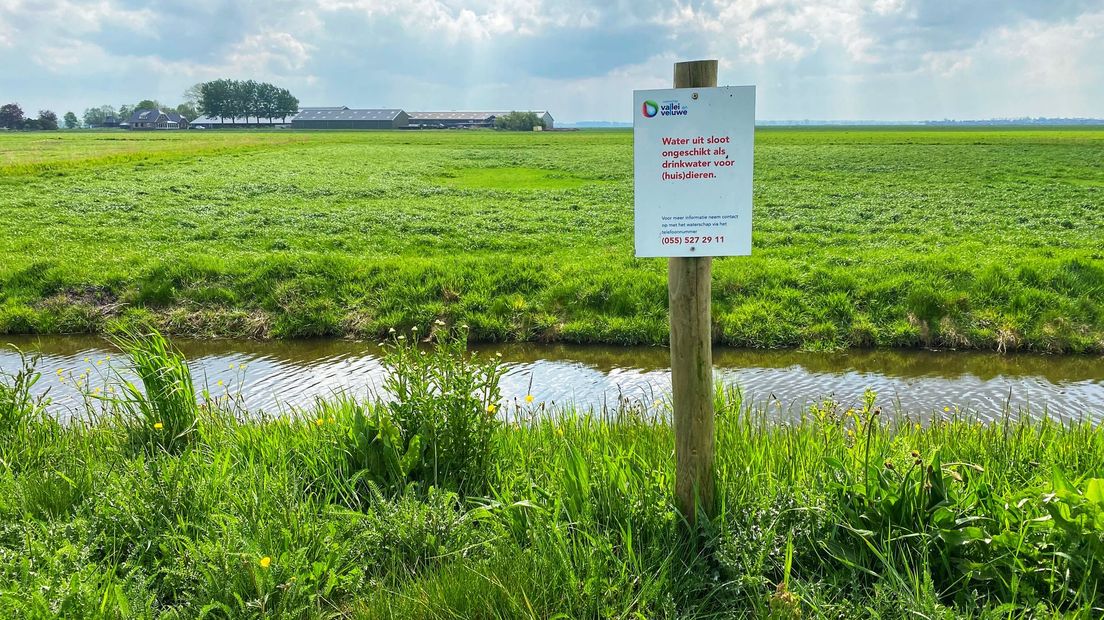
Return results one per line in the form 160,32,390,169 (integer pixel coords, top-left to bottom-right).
191,116,291,125
293,109,404,121
408,111,553,122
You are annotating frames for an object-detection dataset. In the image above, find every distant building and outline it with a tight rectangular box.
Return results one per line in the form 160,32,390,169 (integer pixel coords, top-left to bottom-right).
290,108,409,130
190,116,295,129
408,111,555,129
123,109,188,130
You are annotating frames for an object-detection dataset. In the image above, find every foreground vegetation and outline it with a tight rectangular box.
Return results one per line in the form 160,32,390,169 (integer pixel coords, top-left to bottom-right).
2,330,1102,618
0,128,1102,352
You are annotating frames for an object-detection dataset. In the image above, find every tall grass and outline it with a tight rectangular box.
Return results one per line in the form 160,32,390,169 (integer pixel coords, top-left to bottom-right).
0,332,1102,618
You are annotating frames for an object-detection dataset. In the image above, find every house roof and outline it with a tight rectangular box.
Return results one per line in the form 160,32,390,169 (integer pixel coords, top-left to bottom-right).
126,108,185,124
293,109,404,121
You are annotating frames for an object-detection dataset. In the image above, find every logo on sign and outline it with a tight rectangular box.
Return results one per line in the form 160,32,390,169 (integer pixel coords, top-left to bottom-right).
659,100,688,117
641,100,659,118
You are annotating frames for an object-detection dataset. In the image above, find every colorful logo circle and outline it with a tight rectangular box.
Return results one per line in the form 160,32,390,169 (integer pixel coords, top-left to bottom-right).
642,100,659,118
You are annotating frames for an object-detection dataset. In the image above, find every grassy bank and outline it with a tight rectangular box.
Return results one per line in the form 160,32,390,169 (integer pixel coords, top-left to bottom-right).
2,331,1102,618
1,128,1102,351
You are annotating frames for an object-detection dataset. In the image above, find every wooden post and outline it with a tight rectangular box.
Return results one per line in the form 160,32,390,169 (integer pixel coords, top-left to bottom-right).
670,59,718,524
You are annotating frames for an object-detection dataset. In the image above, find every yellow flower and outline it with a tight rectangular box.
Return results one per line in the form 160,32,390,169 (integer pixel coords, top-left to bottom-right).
943,407,950,413
154,422,164,430
259,556,272,569
94,387,101,395
217,379,224,387
525,394,534,403
555,428,564,438
97,360,103,366
328,417,335,424
315,418,324,427
915,423,921,430
486,404,496,414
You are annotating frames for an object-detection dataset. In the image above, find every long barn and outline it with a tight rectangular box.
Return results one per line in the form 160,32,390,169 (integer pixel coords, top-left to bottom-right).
408,111,554,129
291,109,409,130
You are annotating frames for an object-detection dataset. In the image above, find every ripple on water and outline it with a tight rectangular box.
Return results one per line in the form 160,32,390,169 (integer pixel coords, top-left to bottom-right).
1,336,1101,421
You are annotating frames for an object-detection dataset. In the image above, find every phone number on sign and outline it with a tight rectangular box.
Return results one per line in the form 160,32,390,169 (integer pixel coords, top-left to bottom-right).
660,235,726,245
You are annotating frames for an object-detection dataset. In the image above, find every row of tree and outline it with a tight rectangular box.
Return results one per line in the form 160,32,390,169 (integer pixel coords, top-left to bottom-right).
0,104,60,130
82,99,198,128
195,79,299,123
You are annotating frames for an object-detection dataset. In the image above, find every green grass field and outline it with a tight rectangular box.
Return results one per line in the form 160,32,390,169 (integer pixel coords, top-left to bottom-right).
2,331,1103,618
1,128,1102,351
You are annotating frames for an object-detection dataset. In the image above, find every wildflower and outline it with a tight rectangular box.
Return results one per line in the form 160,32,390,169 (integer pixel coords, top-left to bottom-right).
411,326,418,332
315,418,324,427
94,387,101,395
434,319,445,326
847,429,854,437
259,556,272,569
398,335,405,340
97,360,103,366
106,355,111,361
388,327,396,333
328,417,335,424
943,406,950,413
240,364,247,370
653,399,661,407
495,352,502,358
57,368,63,375
915,423,921,430
525,394,534,403
154,422,164,430
83,357,90,363
461,324,469,329
486,403,496,414
555,428,564,438
217,380,224,387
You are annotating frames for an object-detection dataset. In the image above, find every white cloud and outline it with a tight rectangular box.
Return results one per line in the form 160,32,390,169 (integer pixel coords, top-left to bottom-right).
1,0,1102,121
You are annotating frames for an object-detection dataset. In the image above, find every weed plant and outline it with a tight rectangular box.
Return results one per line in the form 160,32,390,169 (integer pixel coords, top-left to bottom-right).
0,333,1102,618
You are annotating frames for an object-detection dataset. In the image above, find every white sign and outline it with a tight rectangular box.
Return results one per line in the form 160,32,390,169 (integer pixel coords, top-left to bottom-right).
633,86,755,257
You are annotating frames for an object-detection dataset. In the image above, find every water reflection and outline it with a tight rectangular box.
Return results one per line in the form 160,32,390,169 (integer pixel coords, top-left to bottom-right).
1,335,1101,421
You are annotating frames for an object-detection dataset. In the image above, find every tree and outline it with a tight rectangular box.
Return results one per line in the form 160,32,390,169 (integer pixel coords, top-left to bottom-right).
0,103,24,130
196,78,299,125
182,83,203,106
63,111,79,129
37,110,59,130
494,111,544,131
117,104,132,122
175,102,198,121
136,99,162,111
83,105,116,127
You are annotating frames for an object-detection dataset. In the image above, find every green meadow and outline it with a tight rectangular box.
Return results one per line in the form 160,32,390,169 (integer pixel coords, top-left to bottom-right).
2,330,1103,618
1,128,1102,351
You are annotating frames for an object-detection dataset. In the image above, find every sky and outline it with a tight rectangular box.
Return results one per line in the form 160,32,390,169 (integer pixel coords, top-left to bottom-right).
1,0,1103,123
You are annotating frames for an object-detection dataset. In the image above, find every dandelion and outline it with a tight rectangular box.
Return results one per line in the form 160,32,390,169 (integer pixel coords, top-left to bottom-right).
154,422,164,430
486,403,496,414
525,394,534,403
259,556,272,569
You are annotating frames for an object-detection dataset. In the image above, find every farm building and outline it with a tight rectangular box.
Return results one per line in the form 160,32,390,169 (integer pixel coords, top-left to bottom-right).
190,116,295,129
408,111,555,129
291,109,409,130
123,109,188,130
